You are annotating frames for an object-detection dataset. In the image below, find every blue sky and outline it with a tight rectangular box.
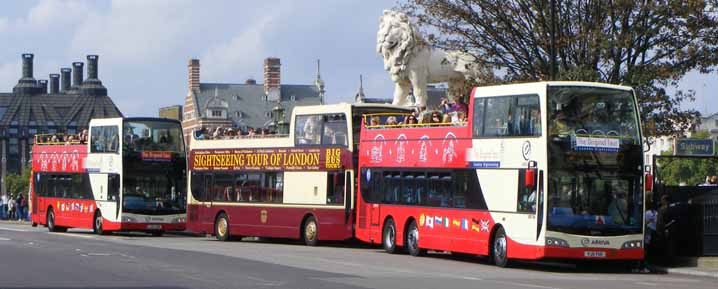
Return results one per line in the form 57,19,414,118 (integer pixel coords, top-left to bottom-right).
1,0,716,117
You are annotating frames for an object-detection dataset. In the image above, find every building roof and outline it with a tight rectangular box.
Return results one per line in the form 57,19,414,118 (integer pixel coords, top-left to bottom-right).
194,82,322,129
0,92,122,128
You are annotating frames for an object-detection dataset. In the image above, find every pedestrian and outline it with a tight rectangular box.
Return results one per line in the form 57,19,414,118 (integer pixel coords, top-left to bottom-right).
7,195,15,220
0,193,6,220
18,194,27,221
644,200,658,255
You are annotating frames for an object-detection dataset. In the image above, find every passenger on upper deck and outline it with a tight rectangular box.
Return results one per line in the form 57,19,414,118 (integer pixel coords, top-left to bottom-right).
404,115,418,126
385,116,399,127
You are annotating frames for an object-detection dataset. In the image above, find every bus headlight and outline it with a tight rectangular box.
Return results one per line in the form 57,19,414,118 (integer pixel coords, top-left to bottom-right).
122,216,137,223
621,240,642,249
546,237,569,247
173,217,186,223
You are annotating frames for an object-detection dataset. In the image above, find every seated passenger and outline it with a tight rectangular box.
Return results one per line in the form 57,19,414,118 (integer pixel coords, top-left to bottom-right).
385,116,399,127
429,112,442,124
369,116,381,128
404,115,418,126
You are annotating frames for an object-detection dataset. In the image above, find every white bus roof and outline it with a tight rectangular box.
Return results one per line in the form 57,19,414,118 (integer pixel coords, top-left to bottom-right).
472,81,633,97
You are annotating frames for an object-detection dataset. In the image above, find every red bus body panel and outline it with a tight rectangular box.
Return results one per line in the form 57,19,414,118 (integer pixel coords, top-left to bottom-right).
187,204,353,241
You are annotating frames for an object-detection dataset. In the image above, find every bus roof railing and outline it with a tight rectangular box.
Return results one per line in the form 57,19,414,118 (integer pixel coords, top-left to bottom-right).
34,133,85,146
362,111,468,129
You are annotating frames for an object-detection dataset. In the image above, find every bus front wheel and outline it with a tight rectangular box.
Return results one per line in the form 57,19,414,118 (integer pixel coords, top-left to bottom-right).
382,218,398,254
492,227,510,267
215,213,230,241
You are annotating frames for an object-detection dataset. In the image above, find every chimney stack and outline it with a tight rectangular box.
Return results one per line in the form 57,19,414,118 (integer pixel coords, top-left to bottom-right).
60,68,71,92
72,62,84,88
87,55,99,80
49,74,60,94
22,53,34,79
263,58,281,101
13,53,38,94
80,55,106,95
38,80,48,94
188,59,200,93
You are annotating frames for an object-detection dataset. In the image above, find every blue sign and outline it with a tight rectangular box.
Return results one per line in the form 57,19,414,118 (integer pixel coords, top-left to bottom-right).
675,139,715,156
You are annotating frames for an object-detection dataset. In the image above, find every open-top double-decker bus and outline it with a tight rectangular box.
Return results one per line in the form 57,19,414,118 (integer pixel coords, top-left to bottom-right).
30,117,187,235
187,103,411,244
355,82,647,266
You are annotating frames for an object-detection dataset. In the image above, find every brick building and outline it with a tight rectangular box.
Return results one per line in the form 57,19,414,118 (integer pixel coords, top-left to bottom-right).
181,58,324,143
0,53,122,192
159,105,183,121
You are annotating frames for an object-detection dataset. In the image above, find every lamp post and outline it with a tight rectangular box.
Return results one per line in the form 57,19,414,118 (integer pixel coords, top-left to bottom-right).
271,100,288,135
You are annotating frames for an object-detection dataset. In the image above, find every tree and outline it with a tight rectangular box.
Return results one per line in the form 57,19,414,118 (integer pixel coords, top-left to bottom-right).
5,168,31,199
400,0,718,137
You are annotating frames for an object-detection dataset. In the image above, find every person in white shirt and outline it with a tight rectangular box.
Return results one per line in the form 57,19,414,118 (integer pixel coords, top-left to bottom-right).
0,193,7,220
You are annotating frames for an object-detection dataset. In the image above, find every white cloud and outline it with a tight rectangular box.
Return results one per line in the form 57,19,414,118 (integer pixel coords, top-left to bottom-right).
200,13,280,82
24,0,92,31
68,0,198,66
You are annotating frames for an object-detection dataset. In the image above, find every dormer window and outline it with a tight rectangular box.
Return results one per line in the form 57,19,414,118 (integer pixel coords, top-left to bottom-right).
211,110,222,117
236,111,243,118
290,95,296,101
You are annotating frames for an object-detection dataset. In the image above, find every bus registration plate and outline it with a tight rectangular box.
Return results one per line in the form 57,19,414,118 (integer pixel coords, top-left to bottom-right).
584,251,606,258
147,224,161,230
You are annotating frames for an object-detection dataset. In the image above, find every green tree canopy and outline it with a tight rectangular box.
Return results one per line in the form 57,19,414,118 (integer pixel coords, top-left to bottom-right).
400,0,718,137
5,168,31,199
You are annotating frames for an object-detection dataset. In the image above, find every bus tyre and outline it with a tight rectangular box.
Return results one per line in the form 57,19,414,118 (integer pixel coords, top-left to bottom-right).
93,211,107,235
492,227,510,267
302,216,318,246
406,220,426,257
382,218,398,254
215,213,230,241
47,209,66,232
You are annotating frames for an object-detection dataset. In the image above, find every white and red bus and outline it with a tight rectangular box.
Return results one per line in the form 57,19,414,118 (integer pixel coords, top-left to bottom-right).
355,82,647,266
187,103,410,244
30,117,187,235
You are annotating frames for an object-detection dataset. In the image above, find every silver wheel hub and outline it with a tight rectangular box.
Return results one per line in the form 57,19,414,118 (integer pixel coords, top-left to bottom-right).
495,236,506,260
385,225,395,248
409,226,419,249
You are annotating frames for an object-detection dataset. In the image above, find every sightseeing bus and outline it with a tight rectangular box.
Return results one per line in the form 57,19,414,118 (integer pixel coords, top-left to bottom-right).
30,117,187,236
187,103,411,244
355,81,647,266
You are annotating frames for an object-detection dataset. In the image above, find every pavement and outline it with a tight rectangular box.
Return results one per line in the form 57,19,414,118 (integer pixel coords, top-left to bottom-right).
647,257,718,279
1,221,717,289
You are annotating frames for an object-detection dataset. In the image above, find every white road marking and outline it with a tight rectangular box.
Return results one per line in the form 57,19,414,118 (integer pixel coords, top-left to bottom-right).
50,233,95,239
0,237,11,241
492,280,558,289
0,226,30,232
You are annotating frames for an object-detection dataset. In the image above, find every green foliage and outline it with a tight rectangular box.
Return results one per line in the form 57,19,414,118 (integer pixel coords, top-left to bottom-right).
5,168,31,199
400,0,718,137
656,130,717,185
656,157,718,186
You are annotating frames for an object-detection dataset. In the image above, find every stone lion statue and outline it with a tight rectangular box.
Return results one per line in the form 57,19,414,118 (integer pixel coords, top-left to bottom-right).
377,10,479,107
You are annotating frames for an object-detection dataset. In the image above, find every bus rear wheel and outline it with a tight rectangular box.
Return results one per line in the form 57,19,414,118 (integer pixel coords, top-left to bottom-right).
302,216,318,246
406,220,425,257
382,218,398,254
93,211,107,235
492,227,510,267
47,209,66,232
215,213,230,241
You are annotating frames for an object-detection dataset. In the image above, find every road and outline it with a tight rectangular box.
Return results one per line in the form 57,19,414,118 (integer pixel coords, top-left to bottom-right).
0,223,713,289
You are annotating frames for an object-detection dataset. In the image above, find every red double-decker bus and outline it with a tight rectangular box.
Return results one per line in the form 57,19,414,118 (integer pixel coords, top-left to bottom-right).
30,117,187,235
355,82,648,267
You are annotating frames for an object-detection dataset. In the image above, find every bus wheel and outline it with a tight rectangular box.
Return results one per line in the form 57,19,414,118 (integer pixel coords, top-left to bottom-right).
215,213,230,241
302,216,318,246
47,209,66,232
406,220,426,257
492,227,510,267
93,211,107,235
382,218,398,254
